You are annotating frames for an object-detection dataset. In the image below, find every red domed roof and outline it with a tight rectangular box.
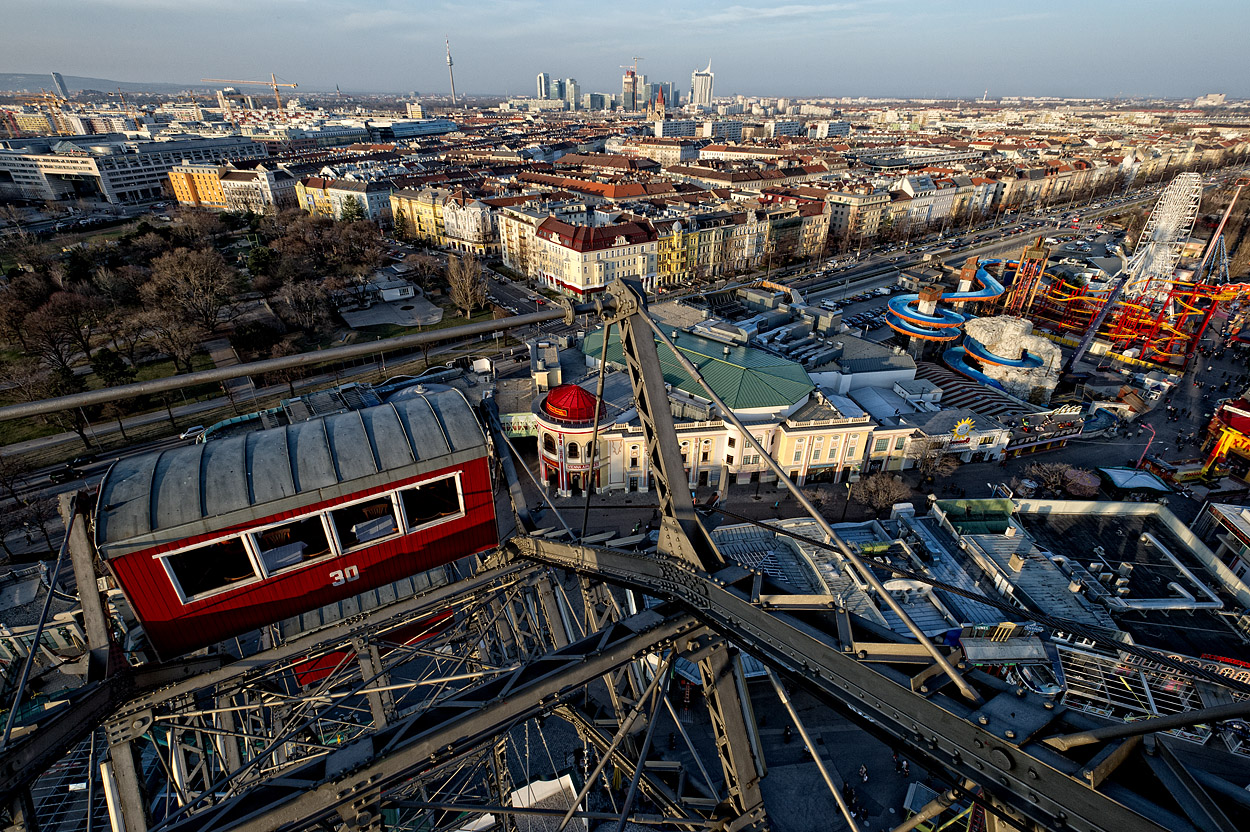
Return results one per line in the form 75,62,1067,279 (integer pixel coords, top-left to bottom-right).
542,384,600,423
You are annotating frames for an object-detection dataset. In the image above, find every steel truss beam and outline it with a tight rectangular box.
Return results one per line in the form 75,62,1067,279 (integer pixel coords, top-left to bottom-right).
84,564,540,832
511,534,1235,832
157,609,703,832
698,647,766,830
609,278,723,573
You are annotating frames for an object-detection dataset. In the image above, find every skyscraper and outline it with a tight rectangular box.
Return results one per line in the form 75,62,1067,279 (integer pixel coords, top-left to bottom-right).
622,70,638,112
564,79,580,111
50,71,70,100
537,72,551,100
690,61,714,107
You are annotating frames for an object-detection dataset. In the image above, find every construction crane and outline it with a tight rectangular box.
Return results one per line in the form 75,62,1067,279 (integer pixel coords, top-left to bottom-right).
109,87,137,122
200,74,297,110
619,57,644,111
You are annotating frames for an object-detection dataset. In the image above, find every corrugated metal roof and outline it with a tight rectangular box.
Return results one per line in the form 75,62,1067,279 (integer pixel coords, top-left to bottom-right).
583,327,813,411
94,390,484,558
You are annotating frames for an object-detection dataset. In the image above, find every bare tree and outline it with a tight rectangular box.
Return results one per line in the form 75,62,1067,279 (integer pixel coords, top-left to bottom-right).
907,436,962,484
142,247,243,330
93,264,144,307
264,339,307,396
22,304,81,373
97,310,149,368
18,496,60,554
275,279,331,333
140,310,206,375
403,253,439,291
176,210,227,249
1024,462,1073,496
0,454,31,506
0,226,54,274
850,472,913,517
42,291,105,357
0,272,54,350
447,253,486,320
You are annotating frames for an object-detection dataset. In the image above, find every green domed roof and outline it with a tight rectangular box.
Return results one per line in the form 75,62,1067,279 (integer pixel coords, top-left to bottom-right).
583,327,813,411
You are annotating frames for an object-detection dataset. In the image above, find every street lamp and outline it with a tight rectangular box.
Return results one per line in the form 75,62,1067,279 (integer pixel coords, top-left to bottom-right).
840,481,852,521
1136,423,1157,470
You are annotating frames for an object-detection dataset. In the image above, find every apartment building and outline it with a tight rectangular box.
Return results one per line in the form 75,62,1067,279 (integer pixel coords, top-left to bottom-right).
533,217,658,295
219,165,298,213
169,163,228,209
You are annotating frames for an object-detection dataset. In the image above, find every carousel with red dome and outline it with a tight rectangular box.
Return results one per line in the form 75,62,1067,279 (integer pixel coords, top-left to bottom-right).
535,383,613,496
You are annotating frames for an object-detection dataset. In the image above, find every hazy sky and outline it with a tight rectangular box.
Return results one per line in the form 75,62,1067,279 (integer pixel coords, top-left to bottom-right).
7,0,1247,99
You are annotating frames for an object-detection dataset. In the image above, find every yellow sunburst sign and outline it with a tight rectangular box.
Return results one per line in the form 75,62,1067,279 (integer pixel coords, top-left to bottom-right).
951,417,975,438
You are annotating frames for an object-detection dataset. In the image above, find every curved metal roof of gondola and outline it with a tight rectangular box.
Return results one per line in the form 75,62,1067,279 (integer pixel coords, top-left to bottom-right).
94,389,485,559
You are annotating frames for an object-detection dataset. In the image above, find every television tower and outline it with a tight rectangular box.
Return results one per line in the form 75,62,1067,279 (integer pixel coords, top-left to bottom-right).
445,38,457,106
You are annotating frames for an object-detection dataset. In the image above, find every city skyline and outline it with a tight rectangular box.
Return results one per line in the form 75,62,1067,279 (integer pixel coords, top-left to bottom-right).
4,0,1248,99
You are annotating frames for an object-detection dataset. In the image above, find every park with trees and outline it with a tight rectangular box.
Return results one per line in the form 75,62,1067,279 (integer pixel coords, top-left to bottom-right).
0,204,494,462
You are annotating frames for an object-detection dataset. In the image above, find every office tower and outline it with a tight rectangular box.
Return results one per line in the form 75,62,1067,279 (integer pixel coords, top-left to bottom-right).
50,72,70,100
549,78,565,101
537,72,551,99
622,71,638,112
653,81,677,109
564,79,580,110
640,82,654,109
691,61,714,106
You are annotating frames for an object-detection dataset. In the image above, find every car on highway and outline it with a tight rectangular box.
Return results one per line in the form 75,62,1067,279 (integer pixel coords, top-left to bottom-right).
48,464,78,484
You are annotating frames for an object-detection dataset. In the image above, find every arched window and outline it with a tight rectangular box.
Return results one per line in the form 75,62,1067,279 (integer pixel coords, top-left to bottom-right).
567,442,580,460
543,434,556,455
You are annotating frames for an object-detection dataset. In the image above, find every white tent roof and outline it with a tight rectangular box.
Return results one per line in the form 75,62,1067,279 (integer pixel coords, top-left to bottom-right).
1097,467,1171,492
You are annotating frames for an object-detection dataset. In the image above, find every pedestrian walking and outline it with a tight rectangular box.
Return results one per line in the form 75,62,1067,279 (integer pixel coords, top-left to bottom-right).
860,763,869,783
901,760,910,777
892,751,901,773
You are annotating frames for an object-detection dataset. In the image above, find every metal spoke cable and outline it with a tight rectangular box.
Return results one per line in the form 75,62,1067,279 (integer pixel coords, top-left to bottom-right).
581,320,613,540
614,658,666,832
497,429,575,535
555,651,674,832
2,495,76,750
768,671,860,832
660,695,718,800
152,616,460,830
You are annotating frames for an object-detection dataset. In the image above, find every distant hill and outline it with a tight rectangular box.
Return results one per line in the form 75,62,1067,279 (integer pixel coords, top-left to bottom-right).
0,72,204,95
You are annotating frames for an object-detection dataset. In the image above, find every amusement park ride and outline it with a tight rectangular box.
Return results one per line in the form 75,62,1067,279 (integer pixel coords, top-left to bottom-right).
3,228,1250,832
887,172,1250,393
